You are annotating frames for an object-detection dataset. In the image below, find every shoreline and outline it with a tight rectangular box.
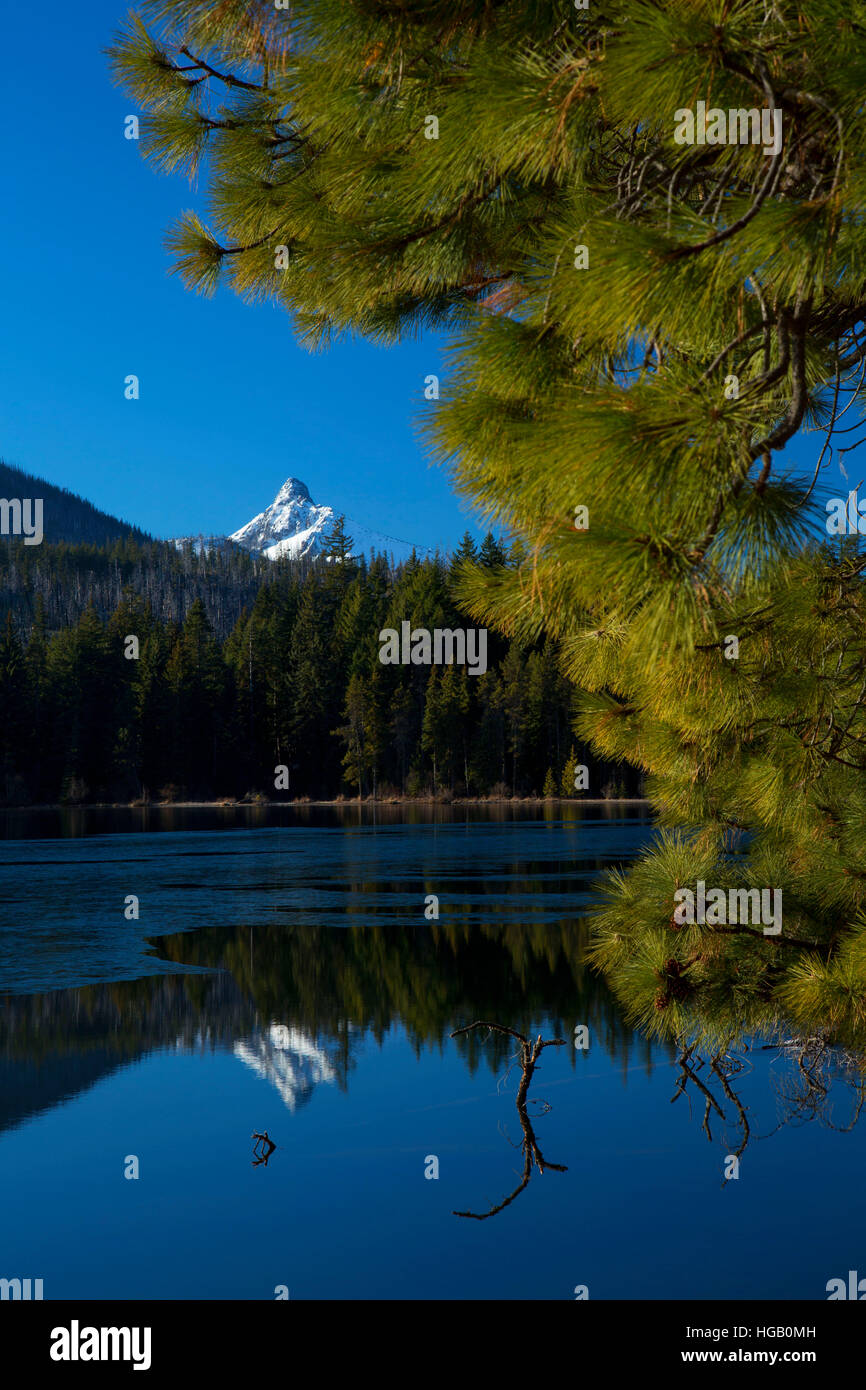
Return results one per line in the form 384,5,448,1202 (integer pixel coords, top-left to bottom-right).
2,796,652,811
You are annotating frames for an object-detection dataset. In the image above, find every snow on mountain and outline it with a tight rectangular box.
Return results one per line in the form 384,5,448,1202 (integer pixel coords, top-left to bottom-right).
229,477,334,559
173,476,431,563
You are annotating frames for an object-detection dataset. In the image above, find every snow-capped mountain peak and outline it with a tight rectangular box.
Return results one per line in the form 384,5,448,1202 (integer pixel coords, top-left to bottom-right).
173,474,428,563
272,477,311,505
229,477,334,560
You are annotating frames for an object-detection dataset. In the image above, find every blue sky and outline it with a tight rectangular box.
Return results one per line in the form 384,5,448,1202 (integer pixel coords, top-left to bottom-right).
0,1,471,550
0,4,850,549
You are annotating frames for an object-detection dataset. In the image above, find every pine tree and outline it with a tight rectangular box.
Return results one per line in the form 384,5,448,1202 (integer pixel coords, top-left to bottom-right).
449,531,478,584
0,615,29,801
421,665,466,794
388,684,416,796
322,515,355,566
24,595,50,799
499,643,529,793
478,533,507,570
107,589,155,797
45,605,118,800
561,747,578,801
471,671,506,794
336,671,382,798
165,599,227,796
421,668,446,795
286,574,343,794
109,1,866,1044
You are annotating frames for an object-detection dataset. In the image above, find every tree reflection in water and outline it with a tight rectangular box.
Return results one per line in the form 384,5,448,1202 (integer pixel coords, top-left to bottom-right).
761,1036,866,1136
5,918,866,1192
670,1035,866,1185
449,1020,568,1219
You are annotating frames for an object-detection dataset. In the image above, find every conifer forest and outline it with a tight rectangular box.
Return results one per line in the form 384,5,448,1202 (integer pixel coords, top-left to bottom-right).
3,0,866,1344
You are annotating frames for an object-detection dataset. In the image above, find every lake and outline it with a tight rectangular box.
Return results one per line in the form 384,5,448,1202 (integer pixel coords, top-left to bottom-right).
0,805,863,1300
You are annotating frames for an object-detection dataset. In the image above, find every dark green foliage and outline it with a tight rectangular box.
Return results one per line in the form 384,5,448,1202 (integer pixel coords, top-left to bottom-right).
0,540,632,804
0,531,279,639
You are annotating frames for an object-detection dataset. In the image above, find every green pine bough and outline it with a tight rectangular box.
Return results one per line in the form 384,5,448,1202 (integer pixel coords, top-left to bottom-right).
110,0,866,1053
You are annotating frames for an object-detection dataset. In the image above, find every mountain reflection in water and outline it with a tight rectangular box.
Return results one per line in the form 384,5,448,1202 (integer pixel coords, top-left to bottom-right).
233,1024,341,1112
0,809,864,1299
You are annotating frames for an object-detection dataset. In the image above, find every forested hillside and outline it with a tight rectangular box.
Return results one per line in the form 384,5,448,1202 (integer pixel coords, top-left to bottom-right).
0,531,283,639
0,527,635,805
0,461,150,547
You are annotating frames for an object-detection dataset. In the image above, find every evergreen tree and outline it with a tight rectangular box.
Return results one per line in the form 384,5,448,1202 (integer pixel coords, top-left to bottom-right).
24,595,49,799
421,667,467,793
387,684,416,796
135,614,175,800
108,0,866,1040
286,574,342,793
449,531,478,583
471,671,507,794
0,615,28,801
561,748,578,800
106,589,156,797
337,671,382,798
46,605,117,799
165,599,227,796
478,533,507,570
321,515,355,566
0,537,622,808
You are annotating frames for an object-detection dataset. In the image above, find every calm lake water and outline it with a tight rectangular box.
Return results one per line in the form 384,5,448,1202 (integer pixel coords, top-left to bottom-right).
0,805,863,1300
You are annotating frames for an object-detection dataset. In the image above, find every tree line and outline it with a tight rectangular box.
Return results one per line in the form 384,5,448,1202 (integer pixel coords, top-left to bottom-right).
0,525,637,805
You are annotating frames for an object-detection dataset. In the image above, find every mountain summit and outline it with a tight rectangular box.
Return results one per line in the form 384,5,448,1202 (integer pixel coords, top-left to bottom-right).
229,477,335,559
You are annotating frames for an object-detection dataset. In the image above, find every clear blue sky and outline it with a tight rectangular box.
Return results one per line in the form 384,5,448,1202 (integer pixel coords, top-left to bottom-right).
0,1,476,550
0,4,849,549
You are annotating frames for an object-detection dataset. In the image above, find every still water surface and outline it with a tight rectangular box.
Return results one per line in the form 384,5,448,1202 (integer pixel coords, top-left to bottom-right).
0,806,862,1299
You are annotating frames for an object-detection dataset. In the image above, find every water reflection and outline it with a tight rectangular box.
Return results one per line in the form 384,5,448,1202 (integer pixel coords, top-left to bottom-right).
450,1020,568,1219
0,799,653,841
0,920,623,1131
1,917,864,1174
234,1023,340,1112
3,814,866,1298
251,1130,277,1167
